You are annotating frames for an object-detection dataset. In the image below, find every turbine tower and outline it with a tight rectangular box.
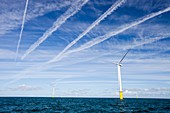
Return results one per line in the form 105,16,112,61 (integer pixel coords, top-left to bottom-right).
113,50,129,100
51,81,56,98
52,86,55,98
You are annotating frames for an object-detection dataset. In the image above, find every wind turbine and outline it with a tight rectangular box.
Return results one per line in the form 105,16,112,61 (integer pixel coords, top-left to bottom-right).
113,50,129,100
51,80,57,98
52,86,55,98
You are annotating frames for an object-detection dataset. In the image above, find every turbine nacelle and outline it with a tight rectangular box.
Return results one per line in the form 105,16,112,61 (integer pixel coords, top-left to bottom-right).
119,63,122,67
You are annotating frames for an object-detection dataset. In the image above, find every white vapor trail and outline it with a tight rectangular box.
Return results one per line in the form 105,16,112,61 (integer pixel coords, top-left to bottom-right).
44,7,170,63
48,0,126,63
124,35,170,50
56,35,170,62
5,50,108,86
15,0,29,60
21,0,89,60
5,35,169,86
63,7,170,56
7,7,170,85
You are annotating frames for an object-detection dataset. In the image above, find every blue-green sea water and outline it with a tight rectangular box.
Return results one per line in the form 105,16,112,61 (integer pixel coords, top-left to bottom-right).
0,97,169,112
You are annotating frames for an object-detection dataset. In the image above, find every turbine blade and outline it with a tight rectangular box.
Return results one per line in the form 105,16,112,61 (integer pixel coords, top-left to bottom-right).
112,62,118,65
119,50,129,63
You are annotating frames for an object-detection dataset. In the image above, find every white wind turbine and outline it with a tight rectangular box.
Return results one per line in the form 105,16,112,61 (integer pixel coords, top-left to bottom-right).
51,80,57,98
52,86,55,98
113,50,129,100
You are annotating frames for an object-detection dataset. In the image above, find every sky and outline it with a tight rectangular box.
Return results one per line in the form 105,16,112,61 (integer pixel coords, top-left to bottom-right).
0,0,170,98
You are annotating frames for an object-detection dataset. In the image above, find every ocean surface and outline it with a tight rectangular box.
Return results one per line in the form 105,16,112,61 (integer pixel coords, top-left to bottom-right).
0,97,169,112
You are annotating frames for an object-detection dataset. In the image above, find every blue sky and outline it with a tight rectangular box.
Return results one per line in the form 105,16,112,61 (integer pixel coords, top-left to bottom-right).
0,0,170,98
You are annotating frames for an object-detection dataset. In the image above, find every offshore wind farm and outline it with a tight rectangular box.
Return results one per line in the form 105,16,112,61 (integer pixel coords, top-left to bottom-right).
0,0,170,112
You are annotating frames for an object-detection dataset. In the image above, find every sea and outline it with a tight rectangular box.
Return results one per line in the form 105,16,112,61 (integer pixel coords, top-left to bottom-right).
0,97,169,112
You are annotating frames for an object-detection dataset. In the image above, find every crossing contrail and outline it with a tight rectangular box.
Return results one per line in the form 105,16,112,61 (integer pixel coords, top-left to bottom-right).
15,0,29,61
48,0,126,63
21,0,89,60
45,6,170,64
124,34,170,50
61,36,170,61
7,6,170,85
6,35,169,86
5,51,108,86
60,7,170,57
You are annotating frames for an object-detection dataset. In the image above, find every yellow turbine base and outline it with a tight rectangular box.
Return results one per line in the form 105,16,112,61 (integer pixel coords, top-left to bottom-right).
120,91,123,100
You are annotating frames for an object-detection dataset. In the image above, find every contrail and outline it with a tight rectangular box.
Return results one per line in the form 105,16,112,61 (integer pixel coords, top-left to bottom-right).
21,0,89,60
48,0,126,63
63,35,170,62
7,7,170,85
61,7,170,56
124,35,170,50
46,6,170,63
5,51,108,86
15,0,29,61
6,35,169,86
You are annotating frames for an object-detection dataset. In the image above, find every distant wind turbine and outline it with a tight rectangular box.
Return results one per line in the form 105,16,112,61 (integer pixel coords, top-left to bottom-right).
52,86,55,98
135,92,138,99
113,50,129,100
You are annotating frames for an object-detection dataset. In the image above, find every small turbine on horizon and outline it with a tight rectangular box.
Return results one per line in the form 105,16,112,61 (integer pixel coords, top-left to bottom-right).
51,81,56,98
52,86,55,98
113,50,129,100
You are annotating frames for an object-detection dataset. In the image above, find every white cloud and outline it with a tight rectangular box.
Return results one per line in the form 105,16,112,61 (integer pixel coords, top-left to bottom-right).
123,88,170,98
9,84,42,91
